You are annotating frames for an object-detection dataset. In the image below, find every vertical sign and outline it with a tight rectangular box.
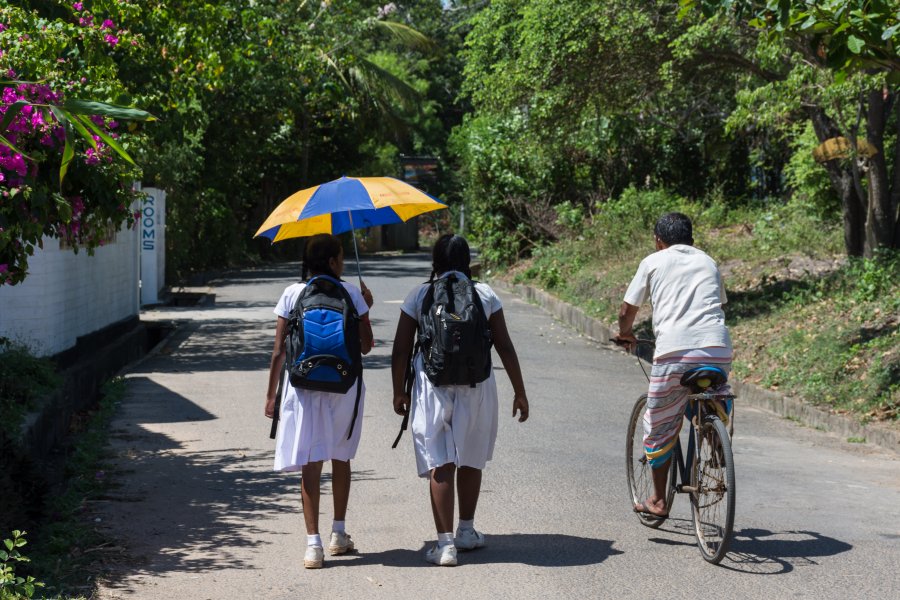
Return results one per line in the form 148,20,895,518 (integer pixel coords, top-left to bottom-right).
140,188,166,305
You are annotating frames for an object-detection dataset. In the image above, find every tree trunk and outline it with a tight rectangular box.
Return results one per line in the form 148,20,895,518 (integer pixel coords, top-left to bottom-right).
864,88,894,255
806,106,866,256
892,96,900,248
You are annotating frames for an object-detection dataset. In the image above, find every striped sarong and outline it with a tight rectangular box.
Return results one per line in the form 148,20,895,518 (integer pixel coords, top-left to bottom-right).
643,347,733,468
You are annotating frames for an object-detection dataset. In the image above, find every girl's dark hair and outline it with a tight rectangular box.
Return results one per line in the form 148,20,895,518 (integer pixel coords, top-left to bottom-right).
430,233,472,281
302,233,342,280
654,212,693,246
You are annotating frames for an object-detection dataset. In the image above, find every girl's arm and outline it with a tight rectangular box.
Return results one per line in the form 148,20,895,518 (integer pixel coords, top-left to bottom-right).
390,312,417,415
489,309,529,422
359,313,374,355
265,316,288,418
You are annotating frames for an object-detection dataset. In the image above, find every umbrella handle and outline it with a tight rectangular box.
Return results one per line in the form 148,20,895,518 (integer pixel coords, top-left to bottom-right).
347,211,363,289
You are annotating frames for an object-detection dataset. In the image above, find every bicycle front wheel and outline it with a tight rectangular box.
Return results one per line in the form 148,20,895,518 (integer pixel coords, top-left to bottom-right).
690,414,735,564
626,394,674,528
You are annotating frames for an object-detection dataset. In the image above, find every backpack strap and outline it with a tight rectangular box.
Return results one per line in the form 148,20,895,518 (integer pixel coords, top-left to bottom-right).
269,357,287,440
346,370,363,440
391,345,416,449
467,279,490,387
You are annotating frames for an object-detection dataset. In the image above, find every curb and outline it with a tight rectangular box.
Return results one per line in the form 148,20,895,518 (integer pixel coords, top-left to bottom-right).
498,281,900,456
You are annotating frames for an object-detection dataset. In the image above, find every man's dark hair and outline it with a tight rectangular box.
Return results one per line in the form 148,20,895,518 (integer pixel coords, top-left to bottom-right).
430,233,472,281
302,233,342,280
654,212,693,246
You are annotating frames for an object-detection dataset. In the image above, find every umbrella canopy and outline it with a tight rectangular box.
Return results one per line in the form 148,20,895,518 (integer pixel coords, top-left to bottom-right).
254,175,446,242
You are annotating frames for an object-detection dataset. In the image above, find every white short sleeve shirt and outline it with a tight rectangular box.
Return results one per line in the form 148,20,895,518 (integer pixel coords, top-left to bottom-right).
624,245,731,358
275,278,369,320
400,271,502,321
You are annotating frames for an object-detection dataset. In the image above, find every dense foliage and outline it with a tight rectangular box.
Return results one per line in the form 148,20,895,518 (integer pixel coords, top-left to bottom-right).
453,0,898,264
2,1,466,284
0,2,152,285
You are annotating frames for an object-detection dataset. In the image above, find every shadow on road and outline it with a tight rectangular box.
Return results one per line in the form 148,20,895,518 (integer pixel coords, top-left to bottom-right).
332,534,622,568
648,522,853,574
722,528,853,574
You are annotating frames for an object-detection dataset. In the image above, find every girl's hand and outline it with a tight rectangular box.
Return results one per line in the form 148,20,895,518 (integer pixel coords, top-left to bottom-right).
393,392,410,416
265,394,276,419
513,393,529,422
361,281,374,308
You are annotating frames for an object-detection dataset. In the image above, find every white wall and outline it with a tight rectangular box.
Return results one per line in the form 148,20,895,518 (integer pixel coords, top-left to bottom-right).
0,224,140,357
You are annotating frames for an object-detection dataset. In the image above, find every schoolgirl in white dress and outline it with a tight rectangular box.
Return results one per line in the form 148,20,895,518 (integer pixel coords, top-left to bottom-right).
264,234,373,569
391,234,529,566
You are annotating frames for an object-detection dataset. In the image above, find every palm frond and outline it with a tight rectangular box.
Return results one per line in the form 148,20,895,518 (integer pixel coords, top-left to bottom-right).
348,57,422,113
368,19,437,54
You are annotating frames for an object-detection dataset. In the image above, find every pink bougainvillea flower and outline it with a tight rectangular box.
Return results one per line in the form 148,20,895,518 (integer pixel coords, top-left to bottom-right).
101,19,115,30
73,2,83,10
104,34,119,46
0,264,9,274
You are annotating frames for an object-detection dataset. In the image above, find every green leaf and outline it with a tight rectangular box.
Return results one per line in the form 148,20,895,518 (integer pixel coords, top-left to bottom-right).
75,113,136,166
3,539,13,551
0,133,32,160
0,549,8,560
847,34,865,54
59,122,76,185
61,99,156,122
66,112,98,150
0,100,29,133
882,24,899,40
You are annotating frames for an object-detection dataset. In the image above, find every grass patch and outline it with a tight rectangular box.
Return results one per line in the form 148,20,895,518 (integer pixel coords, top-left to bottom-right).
23,378,127,600
847,437,866,444
505,190,898,425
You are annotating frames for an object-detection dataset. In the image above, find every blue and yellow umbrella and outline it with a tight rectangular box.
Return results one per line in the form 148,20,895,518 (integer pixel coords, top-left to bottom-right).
254,175,447,279
255,176,446,241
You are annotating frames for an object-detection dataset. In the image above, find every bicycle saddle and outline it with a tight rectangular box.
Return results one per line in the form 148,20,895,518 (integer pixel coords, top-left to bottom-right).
680,366,728,393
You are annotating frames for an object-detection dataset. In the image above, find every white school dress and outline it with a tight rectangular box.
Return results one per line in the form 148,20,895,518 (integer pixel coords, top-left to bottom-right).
273,280,369,472
399,272,503,477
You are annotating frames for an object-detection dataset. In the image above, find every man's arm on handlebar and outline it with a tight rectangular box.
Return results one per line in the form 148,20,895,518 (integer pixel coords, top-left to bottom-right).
615,301,640,352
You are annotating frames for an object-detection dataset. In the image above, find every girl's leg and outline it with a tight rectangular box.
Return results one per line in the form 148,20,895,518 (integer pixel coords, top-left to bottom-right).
429,463,456,533
301,461,323,535
331,459,351,521
457,466,482,521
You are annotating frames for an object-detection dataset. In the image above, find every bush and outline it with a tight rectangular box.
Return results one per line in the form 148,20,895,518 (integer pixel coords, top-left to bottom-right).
0,531,44,600
0,341,59,439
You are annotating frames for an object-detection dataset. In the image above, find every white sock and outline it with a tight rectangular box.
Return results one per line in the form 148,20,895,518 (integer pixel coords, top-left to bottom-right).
307,534,322,547
437,532,454,547
332,520,345,534
458,519,474,532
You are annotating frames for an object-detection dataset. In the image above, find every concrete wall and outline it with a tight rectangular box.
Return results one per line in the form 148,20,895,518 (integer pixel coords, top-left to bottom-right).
0,224,140,357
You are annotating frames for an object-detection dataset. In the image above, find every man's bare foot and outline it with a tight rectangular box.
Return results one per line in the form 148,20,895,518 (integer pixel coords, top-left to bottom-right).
634,497,668,518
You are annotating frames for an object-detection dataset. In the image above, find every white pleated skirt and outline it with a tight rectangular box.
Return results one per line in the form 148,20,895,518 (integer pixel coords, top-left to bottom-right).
273,378,365,472
410,355,499,477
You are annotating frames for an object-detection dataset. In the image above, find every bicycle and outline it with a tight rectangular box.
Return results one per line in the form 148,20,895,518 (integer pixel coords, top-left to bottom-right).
616,338,736,565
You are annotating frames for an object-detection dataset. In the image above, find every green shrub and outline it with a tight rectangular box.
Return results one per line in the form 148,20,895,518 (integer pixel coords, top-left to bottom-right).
0,341,59,438
0,531,44,599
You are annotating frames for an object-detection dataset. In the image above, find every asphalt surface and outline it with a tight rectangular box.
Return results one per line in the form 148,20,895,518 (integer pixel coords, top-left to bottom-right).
95,253,900,600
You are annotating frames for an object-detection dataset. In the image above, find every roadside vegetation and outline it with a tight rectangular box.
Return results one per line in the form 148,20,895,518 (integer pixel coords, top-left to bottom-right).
508,189,899,425
0,373,124,600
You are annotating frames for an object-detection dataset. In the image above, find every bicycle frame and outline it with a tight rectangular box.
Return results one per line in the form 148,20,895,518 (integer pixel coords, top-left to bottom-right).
670,393,729,495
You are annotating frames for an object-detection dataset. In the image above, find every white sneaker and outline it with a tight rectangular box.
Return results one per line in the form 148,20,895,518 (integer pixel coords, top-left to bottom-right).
304,545,324,569
328,531,355,555
454,528,485,550
424,544,457,566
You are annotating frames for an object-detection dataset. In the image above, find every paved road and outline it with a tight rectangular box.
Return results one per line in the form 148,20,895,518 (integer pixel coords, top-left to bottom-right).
96,253,900,600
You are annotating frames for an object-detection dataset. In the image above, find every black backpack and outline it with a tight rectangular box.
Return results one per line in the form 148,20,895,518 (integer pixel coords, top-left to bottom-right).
417,275,492,387
283,275,362,439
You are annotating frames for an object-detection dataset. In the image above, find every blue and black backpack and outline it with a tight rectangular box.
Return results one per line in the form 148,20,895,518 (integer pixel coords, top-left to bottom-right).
285,275,362,437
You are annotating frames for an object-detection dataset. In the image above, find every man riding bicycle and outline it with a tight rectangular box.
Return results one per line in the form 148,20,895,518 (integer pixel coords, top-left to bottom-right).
615,212,732,518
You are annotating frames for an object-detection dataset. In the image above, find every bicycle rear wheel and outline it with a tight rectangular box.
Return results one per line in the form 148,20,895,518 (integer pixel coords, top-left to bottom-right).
626,394,675,528
690,414,735,564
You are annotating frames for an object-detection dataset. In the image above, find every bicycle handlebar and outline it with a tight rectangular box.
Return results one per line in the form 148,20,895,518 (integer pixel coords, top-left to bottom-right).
610,337,655,347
